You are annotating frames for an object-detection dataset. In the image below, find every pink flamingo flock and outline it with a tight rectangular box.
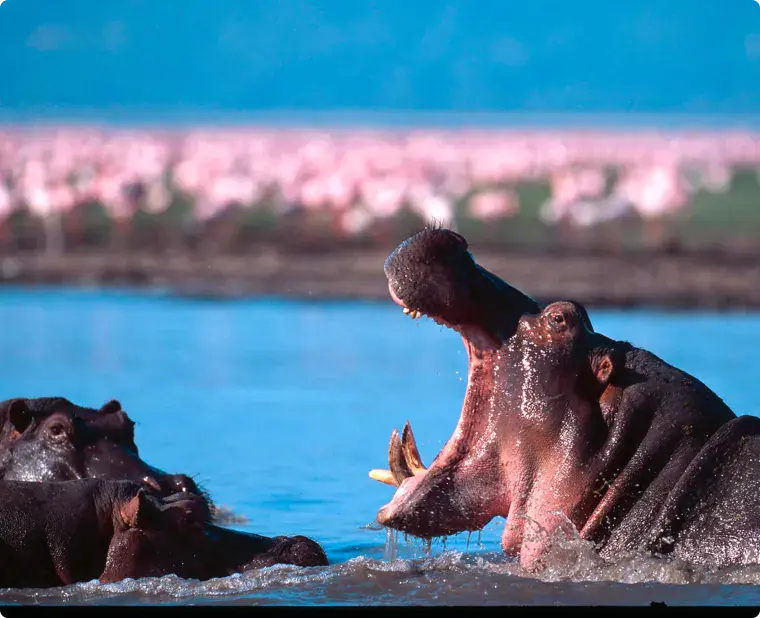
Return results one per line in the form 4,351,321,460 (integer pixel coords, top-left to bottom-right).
0,126,758,239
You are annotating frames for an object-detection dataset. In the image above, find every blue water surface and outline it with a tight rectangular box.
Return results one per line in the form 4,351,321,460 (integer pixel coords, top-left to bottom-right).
1,287,760,605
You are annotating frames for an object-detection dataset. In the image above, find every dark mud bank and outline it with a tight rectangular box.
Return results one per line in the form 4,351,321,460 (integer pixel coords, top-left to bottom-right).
0,248,758,310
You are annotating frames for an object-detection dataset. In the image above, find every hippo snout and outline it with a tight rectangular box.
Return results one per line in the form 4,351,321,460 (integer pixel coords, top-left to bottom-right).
236,535,328,571
140,474,210,519
270,535,329,567
376,505,394,527
141,474,199,497
376,501,434,537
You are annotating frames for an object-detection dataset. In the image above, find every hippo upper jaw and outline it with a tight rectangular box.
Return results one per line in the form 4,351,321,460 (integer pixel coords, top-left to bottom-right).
388,282,505,355
384,227,540,356
386,267,540,362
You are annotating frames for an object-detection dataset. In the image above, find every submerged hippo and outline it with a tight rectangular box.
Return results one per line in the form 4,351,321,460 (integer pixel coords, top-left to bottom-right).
0,478,327,588
0,397,207,508
370,227,759,571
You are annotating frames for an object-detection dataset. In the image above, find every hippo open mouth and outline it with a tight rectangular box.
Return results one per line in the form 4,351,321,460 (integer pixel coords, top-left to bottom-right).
370,226,545,544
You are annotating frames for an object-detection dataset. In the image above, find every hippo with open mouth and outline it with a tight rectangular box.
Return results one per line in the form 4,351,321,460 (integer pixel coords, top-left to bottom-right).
370,226,760,571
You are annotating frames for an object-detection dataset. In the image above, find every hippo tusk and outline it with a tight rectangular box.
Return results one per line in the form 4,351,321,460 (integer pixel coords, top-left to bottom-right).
368,425,427,487
389,428,414,486
368,469,397,486
401,420,427,475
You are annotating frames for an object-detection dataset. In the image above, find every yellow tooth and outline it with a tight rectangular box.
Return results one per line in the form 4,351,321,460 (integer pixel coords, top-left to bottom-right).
369,469,398,486
402,308,410,315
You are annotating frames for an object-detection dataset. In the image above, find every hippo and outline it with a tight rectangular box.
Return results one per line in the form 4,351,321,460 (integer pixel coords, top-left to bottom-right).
0,397,208,510
0,478,327,588
369,227,759,571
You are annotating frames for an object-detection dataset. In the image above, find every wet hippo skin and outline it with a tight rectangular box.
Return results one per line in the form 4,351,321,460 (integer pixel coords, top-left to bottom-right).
0,478,328,588
0,397,211,514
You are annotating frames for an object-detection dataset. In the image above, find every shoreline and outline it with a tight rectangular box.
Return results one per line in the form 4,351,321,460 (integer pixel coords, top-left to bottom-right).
1,248,759,310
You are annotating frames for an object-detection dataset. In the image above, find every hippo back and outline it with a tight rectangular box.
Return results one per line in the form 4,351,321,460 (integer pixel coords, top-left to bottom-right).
642,415,760,568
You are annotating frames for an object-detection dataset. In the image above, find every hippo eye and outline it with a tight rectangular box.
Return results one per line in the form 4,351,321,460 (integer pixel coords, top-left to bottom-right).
47,423,69,441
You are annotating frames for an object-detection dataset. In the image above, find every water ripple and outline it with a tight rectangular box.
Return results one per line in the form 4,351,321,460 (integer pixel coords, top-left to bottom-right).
4,542,760,606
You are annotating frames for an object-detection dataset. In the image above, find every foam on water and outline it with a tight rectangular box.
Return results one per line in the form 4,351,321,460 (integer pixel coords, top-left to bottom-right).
5,533,760,606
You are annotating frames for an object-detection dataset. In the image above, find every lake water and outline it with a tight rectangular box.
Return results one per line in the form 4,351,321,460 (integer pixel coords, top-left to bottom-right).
1,288,760,606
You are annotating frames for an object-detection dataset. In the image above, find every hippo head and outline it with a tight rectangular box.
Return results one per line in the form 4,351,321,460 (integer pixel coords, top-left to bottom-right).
101,489,214,582
372,227,621,569
101,490,329,582
0,397,209,512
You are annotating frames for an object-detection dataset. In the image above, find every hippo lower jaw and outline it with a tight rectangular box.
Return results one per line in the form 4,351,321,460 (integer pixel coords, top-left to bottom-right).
371,419,505,540
375,470,496,538
372,283,516,541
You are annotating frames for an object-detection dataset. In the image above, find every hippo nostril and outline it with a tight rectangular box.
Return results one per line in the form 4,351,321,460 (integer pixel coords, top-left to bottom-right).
167,474,200,496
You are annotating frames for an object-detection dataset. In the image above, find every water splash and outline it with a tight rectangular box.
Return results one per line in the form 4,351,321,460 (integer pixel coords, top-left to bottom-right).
424,538,433,555
5,546,760,606
383,528,399,561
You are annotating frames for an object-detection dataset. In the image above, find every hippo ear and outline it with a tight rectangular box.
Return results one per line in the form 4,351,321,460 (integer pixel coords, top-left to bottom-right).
8,399,33,434
594,353,616,387
100,400,123,414
120,489,161,529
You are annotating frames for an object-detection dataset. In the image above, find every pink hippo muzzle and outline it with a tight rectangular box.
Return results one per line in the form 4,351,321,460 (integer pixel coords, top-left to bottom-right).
371,420,506,540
